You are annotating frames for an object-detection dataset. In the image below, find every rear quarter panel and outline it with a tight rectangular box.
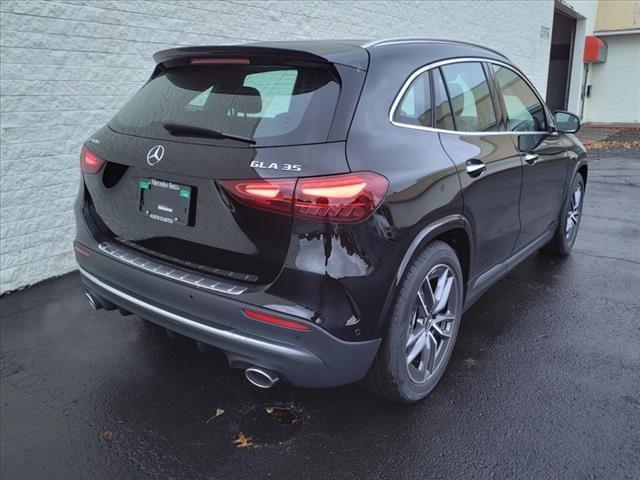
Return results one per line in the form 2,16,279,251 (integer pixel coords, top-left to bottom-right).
344,44,494,335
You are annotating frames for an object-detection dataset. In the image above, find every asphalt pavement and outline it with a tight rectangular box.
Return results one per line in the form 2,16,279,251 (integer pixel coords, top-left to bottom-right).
1,148,639,480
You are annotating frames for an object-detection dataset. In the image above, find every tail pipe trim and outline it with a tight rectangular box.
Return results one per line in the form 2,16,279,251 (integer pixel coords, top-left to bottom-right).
245,367,280,388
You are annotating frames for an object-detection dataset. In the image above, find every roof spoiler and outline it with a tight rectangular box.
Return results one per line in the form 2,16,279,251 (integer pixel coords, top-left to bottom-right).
153,44,368,70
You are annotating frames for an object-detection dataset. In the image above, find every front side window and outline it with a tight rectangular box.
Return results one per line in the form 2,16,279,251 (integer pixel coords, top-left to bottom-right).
440,62,498,132
492,65,547,132
393,71,432,127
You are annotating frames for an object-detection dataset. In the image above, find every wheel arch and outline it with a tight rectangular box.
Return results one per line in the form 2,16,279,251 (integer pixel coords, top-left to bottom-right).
433,228,471,287
374,214,474,337
394,215,473,288
561,159,589,210
577,163,588,185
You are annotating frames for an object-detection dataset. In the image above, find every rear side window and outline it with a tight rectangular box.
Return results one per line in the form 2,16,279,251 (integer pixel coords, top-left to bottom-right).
110,65,340,146
492,65,548,132
433,69,455,131
440,62,498,132
393,71,432,127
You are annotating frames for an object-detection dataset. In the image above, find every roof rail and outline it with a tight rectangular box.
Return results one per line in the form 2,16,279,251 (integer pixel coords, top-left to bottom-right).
361,37,509,60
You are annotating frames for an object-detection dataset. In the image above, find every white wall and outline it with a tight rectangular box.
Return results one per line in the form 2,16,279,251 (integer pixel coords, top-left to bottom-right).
560,0,598,116
583,33,640,123
1,0,562,293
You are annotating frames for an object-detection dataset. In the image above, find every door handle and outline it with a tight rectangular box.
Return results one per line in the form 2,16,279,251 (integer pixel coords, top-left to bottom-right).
466,159,486,178
524,153,539,164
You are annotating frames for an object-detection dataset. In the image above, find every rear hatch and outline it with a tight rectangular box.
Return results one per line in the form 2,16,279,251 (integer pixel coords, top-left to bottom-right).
82,46,368,285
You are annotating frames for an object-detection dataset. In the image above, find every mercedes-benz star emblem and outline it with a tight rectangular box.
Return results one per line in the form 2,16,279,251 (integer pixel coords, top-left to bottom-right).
146,145,165,166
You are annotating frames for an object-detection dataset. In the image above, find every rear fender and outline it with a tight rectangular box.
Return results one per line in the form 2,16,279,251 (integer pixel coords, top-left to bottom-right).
374,214,473,337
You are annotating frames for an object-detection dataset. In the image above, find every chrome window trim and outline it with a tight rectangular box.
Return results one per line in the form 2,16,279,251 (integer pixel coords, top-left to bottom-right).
389,57,555,136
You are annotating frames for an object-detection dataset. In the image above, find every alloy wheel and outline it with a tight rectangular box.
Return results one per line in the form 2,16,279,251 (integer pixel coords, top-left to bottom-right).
565,183,583,243
405,264,459,384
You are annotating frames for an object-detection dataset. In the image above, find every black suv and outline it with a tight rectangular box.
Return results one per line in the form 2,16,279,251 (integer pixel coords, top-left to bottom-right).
75,39,587,403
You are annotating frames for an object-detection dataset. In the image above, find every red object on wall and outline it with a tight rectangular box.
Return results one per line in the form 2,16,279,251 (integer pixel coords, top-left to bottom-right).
584,36,607,63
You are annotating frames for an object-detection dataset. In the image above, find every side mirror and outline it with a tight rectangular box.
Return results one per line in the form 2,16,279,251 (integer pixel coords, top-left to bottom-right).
554,111,581,134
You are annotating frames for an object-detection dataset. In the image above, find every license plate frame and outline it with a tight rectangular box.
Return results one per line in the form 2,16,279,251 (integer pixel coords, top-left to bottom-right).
139,178,194,226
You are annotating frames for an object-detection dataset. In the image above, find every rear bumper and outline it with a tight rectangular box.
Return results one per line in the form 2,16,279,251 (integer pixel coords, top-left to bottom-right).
77,247,380,388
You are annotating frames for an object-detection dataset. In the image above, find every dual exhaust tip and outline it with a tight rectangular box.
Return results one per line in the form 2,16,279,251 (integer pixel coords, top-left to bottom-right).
87,290,281,389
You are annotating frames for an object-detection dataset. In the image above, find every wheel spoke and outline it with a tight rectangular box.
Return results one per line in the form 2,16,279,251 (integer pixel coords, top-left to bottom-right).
432,323,451,338
406,331,426,364
573,188,582,208
432,313,455,323
433,274,454,314
425,332,438,372
406,321,425,349
431,313,454,338
565,215,573,233
417,289,432,317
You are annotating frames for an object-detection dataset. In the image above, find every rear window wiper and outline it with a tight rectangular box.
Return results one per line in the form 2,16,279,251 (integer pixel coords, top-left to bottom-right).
162,122,256,144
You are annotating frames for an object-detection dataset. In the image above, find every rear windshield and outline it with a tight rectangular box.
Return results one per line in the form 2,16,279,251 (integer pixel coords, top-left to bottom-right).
110,64,340,146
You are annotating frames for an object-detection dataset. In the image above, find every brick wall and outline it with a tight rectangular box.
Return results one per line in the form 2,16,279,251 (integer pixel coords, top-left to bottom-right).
1,0,559,293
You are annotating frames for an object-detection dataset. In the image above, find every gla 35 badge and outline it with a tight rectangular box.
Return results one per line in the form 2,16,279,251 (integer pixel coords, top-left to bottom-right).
250,160,301,172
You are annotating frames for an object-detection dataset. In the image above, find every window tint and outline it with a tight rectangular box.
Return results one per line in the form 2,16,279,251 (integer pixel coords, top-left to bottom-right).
492,65,547,132
111,65,339,146
433,69,455,131
393,71,432,127
244,70,298,117
441,62,498,132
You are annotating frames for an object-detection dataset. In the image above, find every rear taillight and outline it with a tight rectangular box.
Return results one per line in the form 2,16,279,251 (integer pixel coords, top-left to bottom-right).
219,172,388,223
294,172,388,223
80,146,105,174
219,178,296,214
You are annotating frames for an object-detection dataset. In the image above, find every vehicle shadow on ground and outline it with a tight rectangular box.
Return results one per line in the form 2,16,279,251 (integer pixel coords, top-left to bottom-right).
96,250,565,454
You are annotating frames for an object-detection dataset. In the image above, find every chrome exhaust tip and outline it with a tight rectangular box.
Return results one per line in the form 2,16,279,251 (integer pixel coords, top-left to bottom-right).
85,291,102,310
245,367,280,389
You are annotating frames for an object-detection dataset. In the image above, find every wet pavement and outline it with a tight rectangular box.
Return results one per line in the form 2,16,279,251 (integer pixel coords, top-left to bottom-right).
578,125,640,148
2,149,639,480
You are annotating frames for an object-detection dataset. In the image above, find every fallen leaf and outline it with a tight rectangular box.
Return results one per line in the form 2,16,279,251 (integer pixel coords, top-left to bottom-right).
265,406,288,417
99,431,113,441
463,358,478,368
233,432,254,448
205,408,225,423
587,140,640,150
264,405,301,425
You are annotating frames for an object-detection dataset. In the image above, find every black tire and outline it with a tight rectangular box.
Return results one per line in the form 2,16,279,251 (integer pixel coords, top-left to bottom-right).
543,173,585,256
362,240,463,404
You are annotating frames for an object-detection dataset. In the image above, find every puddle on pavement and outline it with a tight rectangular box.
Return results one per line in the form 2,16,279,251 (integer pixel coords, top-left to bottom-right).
238,404,302,445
